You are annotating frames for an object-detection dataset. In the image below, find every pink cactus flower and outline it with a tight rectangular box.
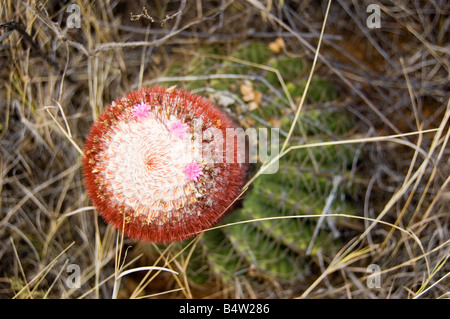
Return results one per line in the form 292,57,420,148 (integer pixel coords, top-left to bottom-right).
169,121,188,139
184,162,203,182
133,101,150,118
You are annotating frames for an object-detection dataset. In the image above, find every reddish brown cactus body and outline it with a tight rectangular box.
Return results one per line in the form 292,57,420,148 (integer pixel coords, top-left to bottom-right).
82,87,247,243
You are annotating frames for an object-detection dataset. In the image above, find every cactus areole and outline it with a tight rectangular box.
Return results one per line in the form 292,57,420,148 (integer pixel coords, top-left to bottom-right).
82,87,247,243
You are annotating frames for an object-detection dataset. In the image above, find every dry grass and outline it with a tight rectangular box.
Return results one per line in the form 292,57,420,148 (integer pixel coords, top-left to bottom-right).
0,0,448,299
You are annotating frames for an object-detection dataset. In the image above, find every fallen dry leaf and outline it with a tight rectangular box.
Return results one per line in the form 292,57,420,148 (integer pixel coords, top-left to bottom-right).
240,82,262,110
268,37,284,54
240,83,254,101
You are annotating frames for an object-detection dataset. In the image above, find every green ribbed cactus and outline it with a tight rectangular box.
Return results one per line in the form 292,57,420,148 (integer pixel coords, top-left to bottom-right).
163,42,357,285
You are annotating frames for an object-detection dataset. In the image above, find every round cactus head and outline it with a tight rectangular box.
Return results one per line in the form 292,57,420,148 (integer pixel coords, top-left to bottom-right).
82,87,248,243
